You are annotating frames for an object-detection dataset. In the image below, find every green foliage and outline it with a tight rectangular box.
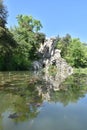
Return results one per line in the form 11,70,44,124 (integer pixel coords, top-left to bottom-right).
48,65,58,76
0,27,17,70
65,38,87,67
56,34,71,57
74,68,87,74
0,13,45,70
9,15,45,70
11,15,45,57
16,15,43,32
0,1,87,70
11,45,32,70
56,35,87,68
0,1,18,70
0,27,17,47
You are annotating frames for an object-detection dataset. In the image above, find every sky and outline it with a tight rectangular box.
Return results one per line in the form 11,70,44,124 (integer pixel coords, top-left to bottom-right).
4,0,87,42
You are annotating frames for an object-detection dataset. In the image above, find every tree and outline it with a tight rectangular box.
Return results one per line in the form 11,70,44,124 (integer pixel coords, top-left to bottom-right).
0,0,8,28
11,15,45,52
16,15,42,32
55,34,71,57
0,26,17,70
66,38,87,67
55,34,87,68
0,1,17,70
10,15,45,70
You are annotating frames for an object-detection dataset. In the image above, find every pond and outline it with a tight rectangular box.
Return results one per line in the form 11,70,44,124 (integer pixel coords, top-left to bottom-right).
0,71,87,130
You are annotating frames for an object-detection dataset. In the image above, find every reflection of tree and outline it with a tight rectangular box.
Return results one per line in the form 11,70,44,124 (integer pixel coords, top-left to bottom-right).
12,84,42,122
0,74,42,122
47,74,87,106
0,71,87,124
35,73,87,106
11,95,40,122
0,116,3,130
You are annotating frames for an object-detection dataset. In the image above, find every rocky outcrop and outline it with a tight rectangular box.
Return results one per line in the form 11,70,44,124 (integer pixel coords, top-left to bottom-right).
32,37,73,77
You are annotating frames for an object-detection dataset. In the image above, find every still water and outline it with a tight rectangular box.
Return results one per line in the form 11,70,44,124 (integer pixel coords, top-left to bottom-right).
0,71,87,130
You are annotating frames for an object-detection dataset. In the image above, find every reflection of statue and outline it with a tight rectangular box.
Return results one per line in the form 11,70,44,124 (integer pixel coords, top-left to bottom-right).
0,71,87,125
36,73,87,105
37,71,66,101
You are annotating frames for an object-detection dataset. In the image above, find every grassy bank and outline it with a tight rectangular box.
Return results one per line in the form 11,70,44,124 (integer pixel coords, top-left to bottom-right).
74,68,87,74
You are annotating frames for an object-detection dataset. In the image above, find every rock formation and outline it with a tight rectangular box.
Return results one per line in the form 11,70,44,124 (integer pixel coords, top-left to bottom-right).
32,37,73,77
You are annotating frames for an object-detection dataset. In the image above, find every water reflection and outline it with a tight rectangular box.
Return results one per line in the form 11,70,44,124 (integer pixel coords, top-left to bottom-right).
37,72,87,105
0,72,43,125
0,71,87,130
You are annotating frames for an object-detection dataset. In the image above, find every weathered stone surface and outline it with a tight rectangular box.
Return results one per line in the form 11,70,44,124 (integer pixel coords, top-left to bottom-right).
32,61,42,70
32,37,73,77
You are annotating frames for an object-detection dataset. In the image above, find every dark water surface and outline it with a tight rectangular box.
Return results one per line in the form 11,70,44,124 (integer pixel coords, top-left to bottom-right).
0,71,87,130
